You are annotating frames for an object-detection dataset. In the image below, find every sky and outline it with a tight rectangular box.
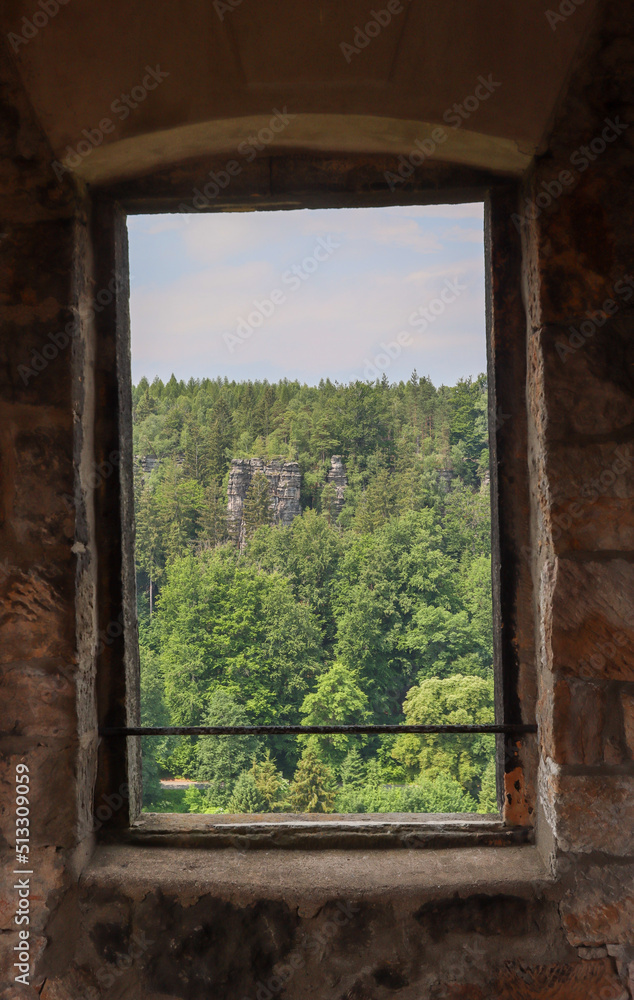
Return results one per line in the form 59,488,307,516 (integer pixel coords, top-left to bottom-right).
128,202,485,388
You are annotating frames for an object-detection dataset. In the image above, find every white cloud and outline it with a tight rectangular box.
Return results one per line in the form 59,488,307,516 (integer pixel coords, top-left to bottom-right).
444,224,484,243
404,202,484,219
129,204,486,386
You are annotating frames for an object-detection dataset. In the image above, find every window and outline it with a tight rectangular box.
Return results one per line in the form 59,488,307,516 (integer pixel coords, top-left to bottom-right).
92,172,536,844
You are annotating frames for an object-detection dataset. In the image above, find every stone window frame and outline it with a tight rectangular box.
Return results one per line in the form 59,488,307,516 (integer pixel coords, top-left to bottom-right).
89,159,536,847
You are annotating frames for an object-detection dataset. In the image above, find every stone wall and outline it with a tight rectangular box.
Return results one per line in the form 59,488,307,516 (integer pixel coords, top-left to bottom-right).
1,1,633,997
521,0,634,959
0,42,99,995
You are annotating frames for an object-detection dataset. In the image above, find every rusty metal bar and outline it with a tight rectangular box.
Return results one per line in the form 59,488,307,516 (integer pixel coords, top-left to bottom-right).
101,723,537,737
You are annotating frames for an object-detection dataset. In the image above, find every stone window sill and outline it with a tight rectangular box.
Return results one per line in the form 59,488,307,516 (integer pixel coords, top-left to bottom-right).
114,812,534,850
83,842,550,904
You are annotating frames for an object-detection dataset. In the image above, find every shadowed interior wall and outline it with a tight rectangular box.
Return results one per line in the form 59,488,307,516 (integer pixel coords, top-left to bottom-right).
0,1,633,997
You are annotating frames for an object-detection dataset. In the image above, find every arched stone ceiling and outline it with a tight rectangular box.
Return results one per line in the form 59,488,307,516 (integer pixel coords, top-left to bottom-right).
1,0,600,183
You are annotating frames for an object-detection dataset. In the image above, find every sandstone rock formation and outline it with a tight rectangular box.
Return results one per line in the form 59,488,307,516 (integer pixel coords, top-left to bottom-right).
227,458,302,547
326,455,347,513
136,455,160,476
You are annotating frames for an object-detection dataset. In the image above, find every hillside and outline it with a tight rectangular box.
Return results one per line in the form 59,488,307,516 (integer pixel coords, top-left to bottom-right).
133,372,496,815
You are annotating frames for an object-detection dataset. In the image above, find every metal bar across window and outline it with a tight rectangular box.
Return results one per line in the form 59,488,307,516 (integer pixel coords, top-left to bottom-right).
101,724,537,737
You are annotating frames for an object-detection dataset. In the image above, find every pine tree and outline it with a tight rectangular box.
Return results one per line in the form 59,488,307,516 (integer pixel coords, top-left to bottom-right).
135,477,161,614
228,770,265,813
135,387,156,422
289,743,336,813
340,748,367,789
208,397,233,482
182,419,212,482
241,471,272,545
250,749,284,810
198,481,228,548
320,481,338,524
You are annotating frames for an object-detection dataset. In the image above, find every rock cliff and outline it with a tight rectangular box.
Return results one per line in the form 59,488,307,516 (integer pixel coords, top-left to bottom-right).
326,455,347,513
227,458,302,547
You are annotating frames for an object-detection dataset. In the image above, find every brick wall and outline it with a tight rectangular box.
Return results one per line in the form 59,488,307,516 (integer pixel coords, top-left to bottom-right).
523,1,634,982
0,43,100,997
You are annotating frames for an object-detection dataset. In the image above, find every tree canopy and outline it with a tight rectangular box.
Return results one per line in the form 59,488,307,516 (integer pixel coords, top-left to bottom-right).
134,372,496,815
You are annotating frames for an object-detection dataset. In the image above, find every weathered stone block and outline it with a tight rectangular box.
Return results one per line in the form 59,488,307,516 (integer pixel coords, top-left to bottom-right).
492,958,627,999
0,416,75,570
0,317,75,406
525,165,634,330
539,318,634,440
2,659,76,738
0,566,74,666
227,456,303,548
0,220,75,310
0,740,78,850
539,758,634,854
325,455,346,512
549,558,634,680
538,678,605,765
560,864,634,946
546,441,634,553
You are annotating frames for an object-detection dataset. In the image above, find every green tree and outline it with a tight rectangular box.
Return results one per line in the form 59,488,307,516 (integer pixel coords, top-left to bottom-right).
392,674,495,800
300,662,370,774
198,481,228,548
139,646,168,805
354,468,394,534
228,771,266,813
320,481,339,524
289,742,336,813
195,688,261,806
334,510,456,718
250,750,286,811
478,758,498,814
241,471,272,544
246,510,343,650
404,605,486,680
208,396,234,482
131,371,496,816
153,550,322,729
135,474,162,615
340,748,367,789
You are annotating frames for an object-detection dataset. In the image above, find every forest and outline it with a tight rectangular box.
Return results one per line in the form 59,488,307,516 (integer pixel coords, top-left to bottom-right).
133,371,497,815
